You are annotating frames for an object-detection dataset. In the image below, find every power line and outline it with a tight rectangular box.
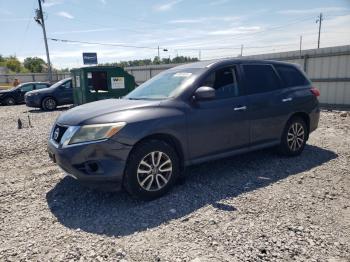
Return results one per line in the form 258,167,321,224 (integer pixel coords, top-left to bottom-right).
48,37,298,51
48,33,348,53
48,38,160,50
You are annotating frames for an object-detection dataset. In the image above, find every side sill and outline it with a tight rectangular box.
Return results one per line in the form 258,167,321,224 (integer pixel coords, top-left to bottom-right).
185,141,280,166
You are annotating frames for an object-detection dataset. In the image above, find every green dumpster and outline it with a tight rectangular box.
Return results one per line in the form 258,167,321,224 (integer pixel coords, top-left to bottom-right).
71,66,136,105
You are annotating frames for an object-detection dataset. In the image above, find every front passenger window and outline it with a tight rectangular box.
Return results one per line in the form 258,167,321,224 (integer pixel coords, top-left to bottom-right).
20,84,34,92
62,81,72,89
201,66,239,99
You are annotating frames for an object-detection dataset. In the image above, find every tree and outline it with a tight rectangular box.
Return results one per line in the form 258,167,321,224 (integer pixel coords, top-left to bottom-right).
23,57,46,73
153,56,161,65
5,56,21,73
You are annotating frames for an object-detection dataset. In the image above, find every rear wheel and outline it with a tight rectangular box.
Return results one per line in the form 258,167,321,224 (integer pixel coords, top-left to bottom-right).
5,97,16,106
42,97,57,111
124,139,180,200
279,117,308,156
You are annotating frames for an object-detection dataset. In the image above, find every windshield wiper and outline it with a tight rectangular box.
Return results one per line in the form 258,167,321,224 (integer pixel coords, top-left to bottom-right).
127,98,145,100
128,97,165,100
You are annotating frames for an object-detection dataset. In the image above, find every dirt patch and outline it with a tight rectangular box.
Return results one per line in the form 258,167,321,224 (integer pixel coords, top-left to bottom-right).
1,105,349,261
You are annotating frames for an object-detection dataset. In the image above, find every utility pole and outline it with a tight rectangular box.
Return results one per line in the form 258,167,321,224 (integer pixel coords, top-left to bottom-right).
240,44,244,56
316,13,323,49
157,46,160,58
35,0,52,82
198,50,201,60
299,35,303,58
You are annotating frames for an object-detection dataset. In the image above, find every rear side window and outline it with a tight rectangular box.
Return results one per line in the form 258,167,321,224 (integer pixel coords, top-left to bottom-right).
242,64,281,95
274,65,309,87
201,66,239,99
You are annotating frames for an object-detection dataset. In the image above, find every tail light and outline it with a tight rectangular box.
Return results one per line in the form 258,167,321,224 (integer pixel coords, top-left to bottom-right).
310,87,320,97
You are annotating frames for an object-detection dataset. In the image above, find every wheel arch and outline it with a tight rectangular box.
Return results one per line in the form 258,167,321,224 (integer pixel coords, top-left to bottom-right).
41,96,57,109
125,133,185,174
5,96,16,105
123,133,185,184
287,112,310,139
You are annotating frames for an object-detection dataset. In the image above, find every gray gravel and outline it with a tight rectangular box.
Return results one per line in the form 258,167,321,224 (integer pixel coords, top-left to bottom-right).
0,105,349,262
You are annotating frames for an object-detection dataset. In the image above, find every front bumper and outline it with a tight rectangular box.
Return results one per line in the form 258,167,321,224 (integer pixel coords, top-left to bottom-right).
25,95,41,107
47,137,132,191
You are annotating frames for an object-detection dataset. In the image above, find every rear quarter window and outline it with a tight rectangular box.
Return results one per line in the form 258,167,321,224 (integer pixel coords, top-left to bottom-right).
274,65,309,87
242,64,281,95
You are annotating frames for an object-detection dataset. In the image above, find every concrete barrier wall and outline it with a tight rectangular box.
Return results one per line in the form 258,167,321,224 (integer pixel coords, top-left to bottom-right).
0,73,71,84
125,45,350,107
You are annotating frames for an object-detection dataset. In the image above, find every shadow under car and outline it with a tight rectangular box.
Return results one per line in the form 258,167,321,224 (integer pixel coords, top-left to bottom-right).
46,144,337,237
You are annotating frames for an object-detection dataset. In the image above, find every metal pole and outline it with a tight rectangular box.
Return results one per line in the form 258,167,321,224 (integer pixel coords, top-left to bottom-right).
240,44,243,56
37,0,52,82
299,35,303,58
199,50,201,60
316,13,323,49
157,46,160,58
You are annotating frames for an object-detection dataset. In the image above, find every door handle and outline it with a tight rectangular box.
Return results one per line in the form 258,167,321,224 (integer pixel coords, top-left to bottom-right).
282,97,293,102
234,106,247,111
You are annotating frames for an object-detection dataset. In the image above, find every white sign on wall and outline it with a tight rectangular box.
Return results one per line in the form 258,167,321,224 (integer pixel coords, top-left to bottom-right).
75,75,80,87
111,77,125,89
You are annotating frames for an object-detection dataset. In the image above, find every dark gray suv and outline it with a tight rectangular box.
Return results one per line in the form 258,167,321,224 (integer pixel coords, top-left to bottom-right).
48,59,320,200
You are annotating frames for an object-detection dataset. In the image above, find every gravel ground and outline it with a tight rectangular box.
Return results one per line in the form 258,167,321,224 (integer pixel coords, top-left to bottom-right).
0,105,349,262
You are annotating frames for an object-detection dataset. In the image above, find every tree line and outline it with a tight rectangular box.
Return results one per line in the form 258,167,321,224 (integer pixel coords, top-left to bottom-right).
0,55,199,74
99,56,199,68
0,55,69,74
0,55,45,73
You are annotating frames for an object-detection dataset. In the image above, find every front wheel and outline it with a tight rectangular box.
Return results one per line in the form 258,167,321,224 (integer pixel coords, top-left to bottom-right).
279,117,308,156
5,97,16,106
124,140,180,200
42,97,57,111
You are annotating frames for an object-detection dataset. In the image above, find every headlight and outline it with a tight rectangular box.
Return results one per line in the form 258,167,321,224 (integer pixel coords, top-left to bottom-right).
67,122,126,145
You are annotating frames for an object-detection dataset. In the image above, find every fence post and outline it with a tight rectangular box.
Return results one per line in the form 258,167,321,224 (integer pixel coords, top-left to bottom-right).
303,55,309,73
32,74,35,81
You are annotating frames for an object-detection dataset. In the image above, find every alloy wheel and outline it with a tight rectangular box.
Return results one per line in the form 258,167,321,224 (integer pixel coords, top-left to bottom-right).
45,98,56,110
6,98,15,105
137,151,172,192
287,122,305,151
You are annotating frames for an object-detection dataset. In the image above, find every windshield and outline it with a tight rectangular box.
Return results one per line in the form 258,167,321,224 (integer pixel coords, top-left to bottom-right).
9,84,22,91
125,68,200,100
49,78,71,88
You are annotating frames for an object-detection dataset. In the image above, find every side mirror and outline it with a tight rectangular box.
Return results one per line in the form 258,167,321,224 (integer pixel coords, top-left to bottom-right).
193,86,215,101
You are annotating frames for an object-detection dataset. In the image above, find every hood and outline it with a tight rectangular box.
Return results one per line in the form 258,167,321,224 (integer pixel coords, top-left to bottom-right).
0,88,14,94
26,88,52,96
57,98,161,126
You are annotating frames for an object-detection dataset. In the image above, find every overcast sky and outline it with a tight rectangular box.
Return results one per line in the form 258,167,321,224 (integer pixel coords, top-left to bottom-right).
0,0,349,68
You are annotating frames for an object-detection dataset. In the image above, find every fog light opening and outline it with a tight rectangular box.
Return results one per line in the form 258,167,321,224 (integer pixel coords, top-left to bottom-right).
86,161,100,173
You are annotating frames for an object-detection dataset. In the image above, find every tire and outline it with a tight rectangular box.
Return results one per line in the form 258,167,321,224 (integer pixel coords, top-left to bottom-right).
124,139,180,200
42,97,57,111
278,117,308,156
4,97,16,106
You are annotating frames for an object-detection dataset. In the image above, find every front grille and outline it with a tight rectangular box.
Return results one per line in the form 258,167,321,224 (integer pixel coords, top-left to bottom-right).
52,125,68,143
